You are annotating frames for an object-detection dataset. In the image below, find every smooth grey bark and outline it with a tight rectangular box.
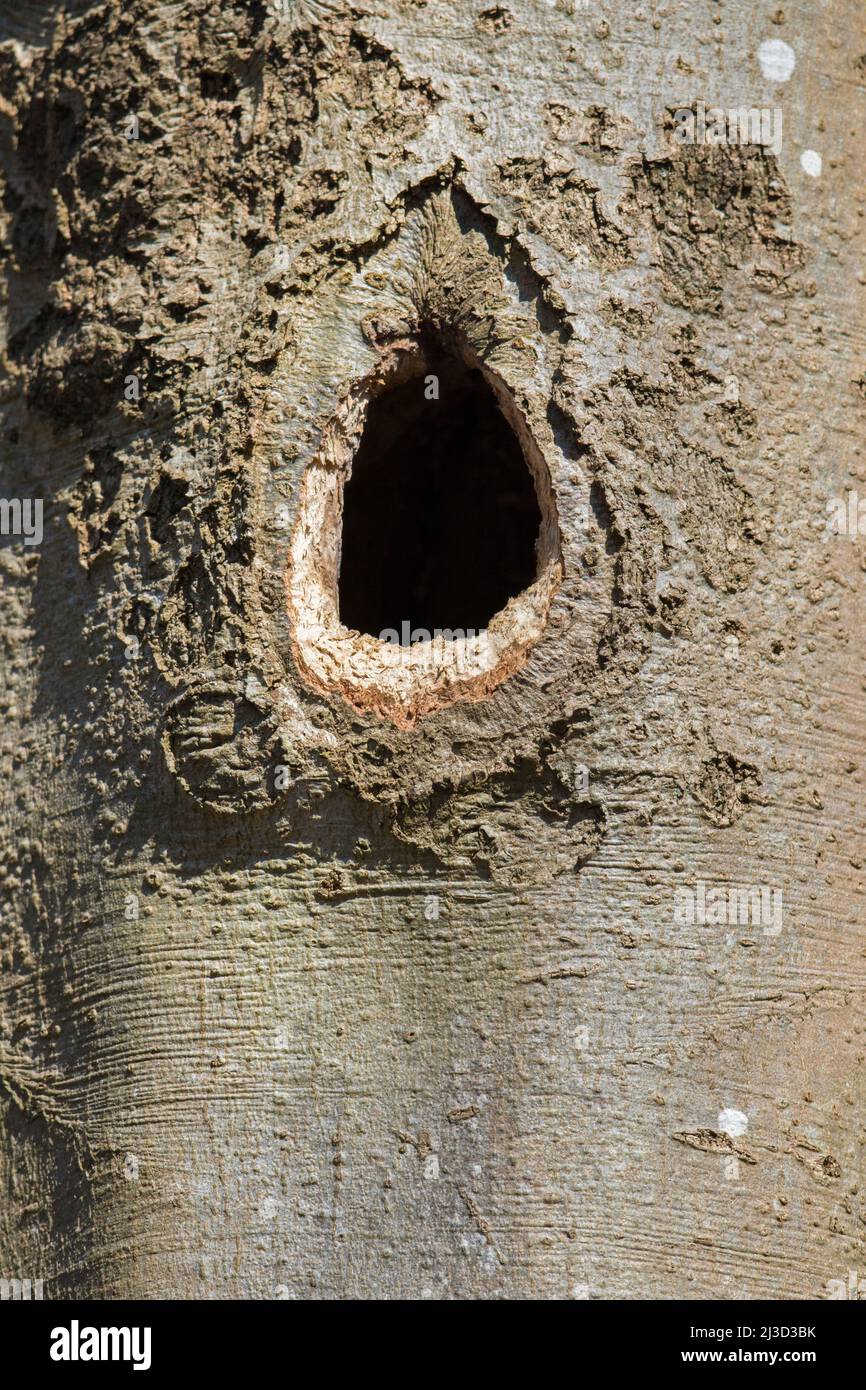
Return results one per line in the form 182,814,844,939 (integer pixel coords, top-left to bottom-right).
0,0,864,1300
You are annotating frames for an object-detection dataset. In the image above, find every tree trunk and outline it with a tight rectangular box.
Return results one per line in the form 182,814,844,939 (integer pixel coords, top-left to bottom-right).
1,0,863,1301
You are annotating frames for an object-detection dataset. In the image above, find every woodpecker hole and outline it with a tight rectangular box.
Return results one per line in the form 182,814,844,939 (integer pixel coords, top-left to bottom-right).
338,350,543,639
286,339,563,725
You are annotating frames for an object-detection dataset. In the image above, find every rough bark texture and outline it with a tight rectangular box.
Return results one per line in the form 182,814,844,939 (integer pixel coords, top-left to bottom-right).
0,0,864,1299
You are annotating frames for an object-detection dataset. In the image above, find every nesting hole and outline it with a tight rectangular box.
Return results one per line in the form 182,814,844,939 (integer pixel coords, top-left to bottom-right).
338,350,543,639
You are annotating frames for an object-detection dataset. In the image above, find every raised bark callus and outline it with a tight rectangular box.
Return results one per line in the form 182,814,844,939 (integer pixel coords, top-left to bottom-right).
0,0,863,1299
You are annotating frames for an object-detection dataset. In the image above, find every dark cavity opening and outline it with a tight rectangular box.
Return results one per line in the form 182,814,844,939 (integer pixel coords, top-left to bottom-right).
339,353,542,640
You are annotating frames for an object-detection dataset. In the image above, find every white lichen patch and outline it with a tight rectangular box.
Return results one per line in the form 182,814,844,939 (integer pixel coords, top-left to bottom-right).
717,1108,749,1138
800,149,822,178
758,39,796,84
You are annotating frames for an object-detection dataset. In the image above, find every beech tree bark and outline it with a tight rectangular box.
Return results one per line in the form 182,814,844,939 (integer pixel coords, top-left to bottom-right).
1,0,864,1300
